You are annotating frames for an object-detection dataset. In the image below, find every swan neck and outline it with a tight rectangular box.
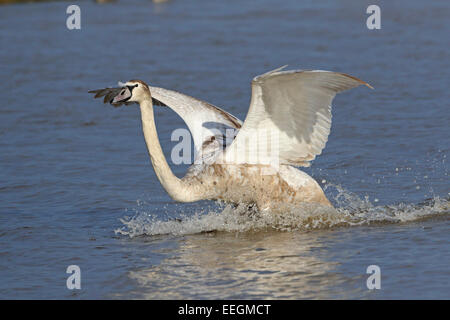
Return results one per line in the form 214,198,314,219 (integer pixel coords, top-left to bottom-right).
139,98,189,201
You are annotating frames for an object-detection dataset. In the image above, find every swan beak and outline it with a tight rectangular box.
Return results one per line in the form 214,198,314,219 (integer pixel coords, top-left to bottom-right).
112,87,132,104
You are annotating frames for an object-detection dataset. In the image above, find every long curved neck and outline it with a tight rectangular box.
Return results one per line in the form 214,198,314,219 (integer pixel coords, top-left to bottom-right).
139,98,193,202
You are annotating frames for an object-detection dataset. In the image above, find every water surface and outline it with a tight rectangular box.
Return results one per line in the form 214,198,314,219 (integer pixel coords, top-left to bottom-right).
0,0,449,299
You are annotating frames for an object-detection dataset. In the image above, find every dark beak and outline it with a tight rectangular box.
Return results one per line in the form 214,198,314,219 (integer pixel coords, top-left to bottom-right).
111,87,132,104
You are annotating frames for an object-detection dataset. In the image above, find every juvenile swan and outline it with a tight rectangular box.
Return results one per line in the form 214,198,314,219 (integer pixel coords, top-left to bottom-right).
89,67,371,211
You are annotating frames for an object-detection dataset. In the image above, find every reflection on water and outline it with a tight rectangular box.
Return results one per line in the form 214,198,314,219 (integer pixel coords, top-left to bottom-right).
115,187,449,299
124,231,350,299
118,215,449,299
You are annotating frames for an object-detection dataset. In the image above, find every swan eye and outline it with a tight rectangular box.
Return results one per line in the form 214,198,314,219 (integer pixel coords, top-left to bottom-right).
127,84,138,92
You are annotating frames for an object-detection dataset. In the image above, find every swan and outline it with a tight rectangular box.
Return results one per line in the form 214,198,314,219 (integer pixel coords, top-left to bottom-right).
89,66,371,211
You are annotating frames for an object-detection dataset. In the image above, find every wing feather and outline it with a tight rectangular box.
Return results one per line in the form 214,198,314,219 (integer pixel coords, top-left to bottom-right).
89,86,242,162
88,87,136,107
149,86,242,164
222,67,371,167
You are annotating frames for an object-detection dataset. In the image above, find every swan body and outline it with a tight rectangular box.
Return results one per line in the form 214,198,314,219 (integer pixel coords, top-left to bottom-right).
89,67,371,211
184,164,331,210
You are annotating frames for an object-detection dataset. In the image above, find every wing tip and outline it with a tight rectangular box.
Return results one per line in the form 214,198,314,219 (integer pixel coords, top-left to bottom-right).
254,67,374,89
253,65,289,82
88,89,104,99
339,72,374,90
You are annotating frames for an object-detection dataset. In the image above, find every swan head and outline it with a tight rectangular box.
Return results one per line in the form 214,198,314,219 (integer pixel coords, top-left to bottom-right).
112,80,150,105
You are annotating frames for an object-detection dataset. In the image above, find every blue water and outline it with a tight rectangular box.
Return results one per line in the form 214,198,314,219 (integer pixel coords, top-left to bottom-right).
0,0,448,299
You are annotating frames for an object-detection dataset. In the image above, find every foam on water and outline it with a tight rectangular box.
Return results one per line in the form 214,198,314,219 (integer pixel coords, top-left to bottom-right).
115,184,449,237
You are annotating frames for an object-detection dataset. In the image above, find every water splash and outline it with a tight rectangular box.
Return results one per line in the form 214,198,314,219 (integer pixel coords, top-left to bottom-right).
116,184,449,237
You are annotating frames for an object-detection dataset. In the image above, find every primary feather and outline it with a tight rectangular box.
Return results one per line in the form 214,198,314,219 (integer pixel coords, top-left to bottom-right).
222,67,372,166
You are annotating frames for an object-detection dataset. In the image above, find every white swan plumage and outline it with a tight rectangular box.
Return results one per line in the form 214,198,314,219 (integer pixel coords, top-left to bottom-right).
89,67,371,211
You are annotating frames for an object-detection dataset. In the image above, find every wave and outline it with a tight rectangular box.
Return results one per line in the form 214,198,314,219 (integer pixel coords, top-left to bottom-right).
115,184,449,237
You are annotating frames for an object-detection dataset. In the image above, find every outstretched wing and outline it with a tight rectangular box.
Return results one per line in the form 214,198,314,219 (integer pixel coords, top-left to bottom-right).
222,66,372,167
88,87,136,107
149,86,242,164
